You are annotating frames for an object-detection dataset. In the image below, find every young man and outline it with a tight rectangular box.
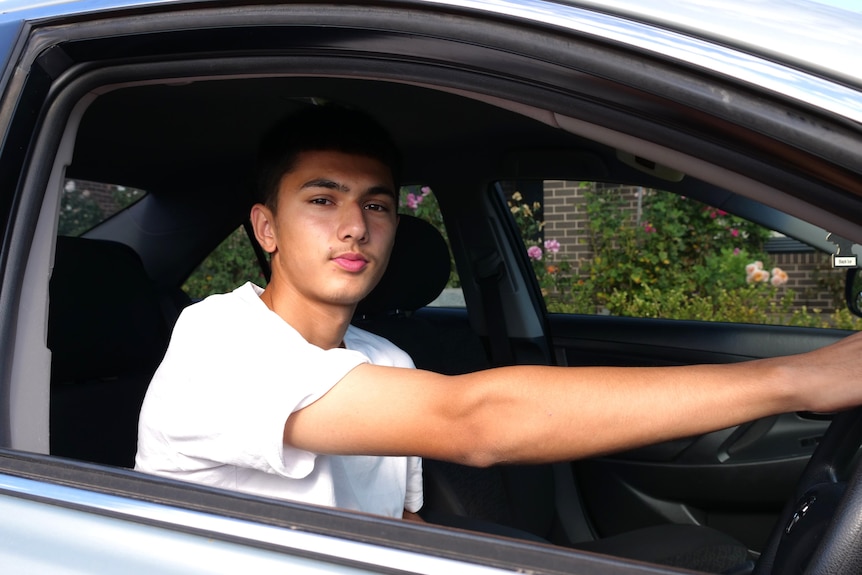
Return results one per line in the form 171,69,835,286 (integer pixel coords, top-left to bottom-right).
136,105,862,523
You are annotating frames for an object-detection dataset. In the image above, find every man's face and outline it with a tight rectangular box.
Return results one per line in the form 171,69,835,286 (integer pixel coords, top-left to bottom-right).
262,149,398,309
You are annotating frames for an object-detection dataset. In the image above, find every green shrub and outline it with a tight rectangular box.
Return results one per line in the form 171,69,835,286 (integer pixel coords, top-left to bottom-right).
183,227,265,299
511,185,861,330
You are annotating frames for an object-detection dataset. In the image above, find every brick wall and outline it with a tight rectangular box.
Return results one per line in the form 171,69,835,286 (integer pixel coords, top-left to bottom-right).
540,181,845,313
770,251,843,311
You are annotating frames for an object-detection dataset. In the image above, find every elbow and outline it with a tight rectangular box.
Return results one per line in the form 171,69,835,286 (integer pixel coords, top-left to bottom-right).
458,448,503,469
439,408,507,468
440,436,501,468
427,374,510,468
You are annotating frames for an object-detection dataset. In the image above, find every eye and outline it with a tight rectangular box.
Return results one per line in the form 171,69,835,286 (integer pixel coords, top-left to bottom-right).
364,202,389,212
310,197,333,205
364,195,396,212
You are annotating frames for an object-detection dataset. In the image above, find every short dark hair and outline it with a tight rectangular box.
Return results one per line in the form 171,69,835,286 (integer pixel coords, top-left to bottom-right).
255,104,402,209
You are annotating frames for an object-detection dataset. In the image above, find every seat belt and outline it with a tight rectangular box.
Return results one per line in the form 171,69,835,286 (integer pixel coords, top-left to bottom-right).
475,250,597,544
475,252,514,367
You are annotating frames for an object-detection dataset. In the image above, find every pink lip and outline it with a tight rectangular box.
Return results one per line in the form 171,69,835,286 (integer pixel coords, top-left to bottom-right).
332,253,369,272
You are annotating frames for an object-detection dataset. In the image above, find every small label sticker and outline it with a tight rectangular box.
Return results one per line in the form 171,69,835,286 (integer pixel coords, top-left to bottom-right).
827,233,858,268
833,255,858,268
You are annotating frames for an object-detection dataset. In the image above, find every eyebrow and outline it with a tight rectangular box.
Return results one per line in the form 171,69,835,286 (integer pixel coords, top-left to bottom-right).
301,178,396,200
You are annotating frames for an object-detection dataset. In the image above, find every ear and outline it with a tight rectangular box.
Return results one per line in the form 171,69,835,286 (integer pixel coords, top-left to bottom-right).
250,203,277,254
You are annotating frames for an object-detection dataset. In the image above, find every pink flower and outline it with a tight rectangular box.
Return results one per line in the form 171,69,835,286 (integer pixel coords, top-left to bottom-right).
406,193,422,210
643,222,656,233
544,239,560,253
420,186,432,197
730,228,739,237
745,261,763,276
733,248,741,255
527,246,543,260
747,269,770,284
771,267,788,287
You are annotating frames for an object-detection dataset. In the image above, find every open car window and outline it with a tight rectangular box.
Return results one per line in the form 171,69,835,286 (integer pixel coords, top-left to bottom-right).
502,180,862,330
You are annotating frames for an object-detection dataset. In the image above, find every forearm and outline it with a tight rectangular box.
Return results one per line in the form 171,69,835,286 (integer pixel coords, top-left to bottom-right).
453,360,797,466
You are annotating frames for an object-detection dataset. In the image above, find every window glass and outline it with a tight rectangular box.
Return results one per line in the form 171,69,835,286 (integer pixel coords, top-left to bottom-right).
398,185,463,306
182,227,265,300
59,179,146,236
504,180,862,329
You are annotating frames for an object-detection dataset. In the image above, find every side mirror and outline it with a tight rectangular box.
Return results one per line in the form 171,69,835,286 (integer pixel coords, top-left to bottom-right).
847,268,862,318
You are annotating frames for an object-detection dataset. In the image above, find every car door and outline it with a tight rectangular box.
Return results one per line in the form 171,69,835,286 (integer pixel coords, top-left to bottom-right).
556,315,844,552
500,177,858,552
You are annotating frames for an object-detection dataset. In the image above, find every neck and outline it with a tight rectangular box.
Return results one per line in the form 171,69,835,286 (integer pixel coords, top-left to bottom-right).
259,282,354,350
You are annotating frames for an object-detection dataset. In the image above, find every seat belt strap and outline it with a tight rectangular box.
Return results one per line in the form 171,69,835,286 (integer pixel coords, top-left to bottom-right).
475,252,514,367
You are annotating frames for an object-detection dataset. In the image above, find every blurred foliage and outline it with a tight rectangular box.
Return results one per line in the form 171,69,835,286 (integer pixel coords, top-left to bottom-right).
58,180,145,236
509,185,862,330
182,227,265,300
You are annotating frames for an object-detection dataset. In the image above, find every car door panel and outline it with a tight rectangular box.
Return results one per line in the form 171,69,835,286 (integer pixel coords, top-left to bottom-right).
548,313,848,551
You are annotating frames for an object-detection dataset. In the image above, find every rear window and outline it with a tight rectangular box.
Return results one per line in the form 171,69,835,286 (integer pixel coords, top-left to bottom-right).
59,179,146,236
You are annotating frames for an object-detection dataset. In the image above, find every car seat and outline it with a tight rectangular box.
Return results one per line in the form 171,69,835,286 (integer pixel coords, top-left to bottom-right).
48,236,171,468
354,215,753,574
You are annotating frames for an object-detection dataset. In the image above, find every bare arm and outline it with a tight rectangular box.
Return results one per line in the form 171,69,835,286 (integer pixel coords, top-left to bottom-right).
284,331,862,467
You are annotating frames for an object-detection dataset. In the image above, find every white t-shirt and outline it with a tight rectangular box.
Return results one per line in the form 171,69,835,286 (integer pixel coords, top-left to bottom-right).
135,282,423,517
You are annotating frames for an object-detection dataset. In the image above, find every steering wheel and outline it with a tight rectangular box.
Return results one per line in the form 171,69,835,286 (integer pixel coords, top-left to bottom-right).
754,406,862,575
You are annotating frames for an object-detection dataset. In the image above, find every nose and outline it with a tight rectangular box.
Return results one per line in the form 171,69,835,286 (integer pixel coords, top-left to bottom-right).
338,201,368,243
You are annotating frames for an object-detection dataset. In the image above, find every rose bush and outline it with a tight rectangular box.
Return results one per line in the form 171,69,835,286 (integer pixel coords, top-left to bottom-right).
507,186,861,329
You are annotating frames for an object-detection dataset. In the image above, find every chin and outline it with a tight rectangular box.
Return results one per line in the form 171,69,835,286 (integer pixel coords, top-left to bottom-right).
326,286,376,307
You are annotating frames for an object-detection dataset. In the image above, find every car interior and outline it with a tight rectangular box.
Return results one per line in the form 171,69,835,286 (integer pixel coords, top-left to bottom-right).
4,7,861,574
35,73,848,571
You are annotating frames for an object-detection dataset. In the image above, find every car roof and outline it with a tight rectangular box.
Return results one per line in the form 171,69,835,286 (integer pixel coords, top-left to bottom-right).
4,0,862,87
561,0,862,85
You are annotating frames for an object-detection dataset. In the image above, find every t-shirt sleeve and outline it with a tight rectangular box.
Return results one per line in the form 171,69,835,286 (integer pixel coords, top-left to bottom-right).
404,456,424,513
139,296,370,480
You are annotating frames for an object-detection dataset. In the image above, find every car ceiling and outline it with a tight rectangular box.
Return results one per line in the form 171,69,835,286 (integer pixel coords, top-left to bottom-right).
69,73,852,286
70,74,758,216
70,76,618,284
69,77,583,193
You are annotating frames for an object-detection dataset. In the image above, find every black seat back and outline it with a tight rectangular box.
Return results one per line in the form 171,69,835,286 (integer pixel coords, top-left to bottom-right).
355,213,451,316
48,236,170,467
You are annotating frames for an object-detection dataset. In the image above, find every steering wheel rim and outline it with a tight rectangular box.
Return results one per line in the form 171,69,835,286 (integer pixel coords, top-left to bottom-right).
754,406,862,575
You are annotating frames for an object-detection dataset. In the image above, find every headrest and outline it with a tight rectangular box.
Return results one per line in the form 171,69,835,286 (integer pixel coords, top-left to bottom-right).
48,236,168,382
355,214,451,317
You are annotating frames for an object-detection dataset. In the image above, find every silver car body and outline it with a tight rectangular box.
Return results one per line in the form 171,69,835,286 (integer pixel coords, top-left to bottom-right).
0,0,861,573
